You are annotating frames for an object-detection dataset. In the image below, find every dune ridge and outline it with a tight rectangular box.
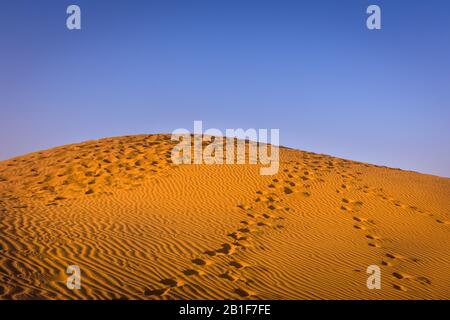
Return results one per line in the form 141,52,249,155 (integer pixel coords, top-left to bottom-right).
0,134,449,299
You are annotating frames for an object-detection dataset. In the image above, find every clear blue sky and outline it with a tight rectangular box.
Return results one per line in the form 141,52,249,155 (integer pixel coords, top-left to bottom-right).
1,0,449,177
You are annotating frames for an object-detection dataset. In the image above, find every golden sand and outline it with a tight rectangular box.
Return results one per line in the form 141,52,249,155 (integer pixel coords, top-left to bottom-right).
0,134,449,299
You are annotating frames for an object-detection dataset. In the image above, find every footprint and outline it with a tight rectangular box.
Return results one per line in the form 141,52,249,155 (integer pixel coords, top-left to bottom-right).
393,284,407,291
285,180,296,187
237,204,253,210
144,287,170,296
267,204,286,211
219,271,239,282
256,221,271,227
160,278,184,287
416,276,432,285
381,260,394,267
394,202,407,209
234,288,254,298
342,198,363,211
385,253,418,262
392,272,411,280
385,253,402,260
228,231,246,240
204,250,217,257
229,260,250,269
353,217,374,224
183,269,203,276
216,243,236,255
192,258,212,266
237,227,253,234
283,187,293,195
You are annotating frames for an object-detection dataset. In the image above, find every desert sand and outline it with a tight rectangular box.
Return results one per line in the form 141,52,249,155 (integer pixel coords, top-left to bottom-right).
0,134,449,299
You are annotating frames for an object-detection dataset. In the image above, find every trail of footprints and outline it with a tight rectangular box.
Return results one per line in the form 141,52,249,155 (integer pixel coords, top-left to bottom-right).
337,170,434,292
360,185,450,227
164,156,341,298
337,168,449,227
144,161,314,298
0,135,178,209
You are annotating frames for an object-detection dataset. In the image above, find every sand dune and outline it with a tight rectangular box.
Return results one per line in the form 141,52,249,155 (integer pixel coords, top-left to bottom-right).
0,134,449,299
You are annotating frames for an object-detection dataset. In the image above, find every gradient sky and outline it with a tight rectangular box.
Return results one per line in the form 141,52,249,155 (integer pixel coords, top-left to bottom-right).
1,0,449,177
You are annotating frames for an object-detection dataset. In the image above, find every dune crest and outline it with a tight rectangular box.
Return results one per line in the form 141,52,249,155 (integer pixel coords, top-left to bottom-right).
0,134,449,299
